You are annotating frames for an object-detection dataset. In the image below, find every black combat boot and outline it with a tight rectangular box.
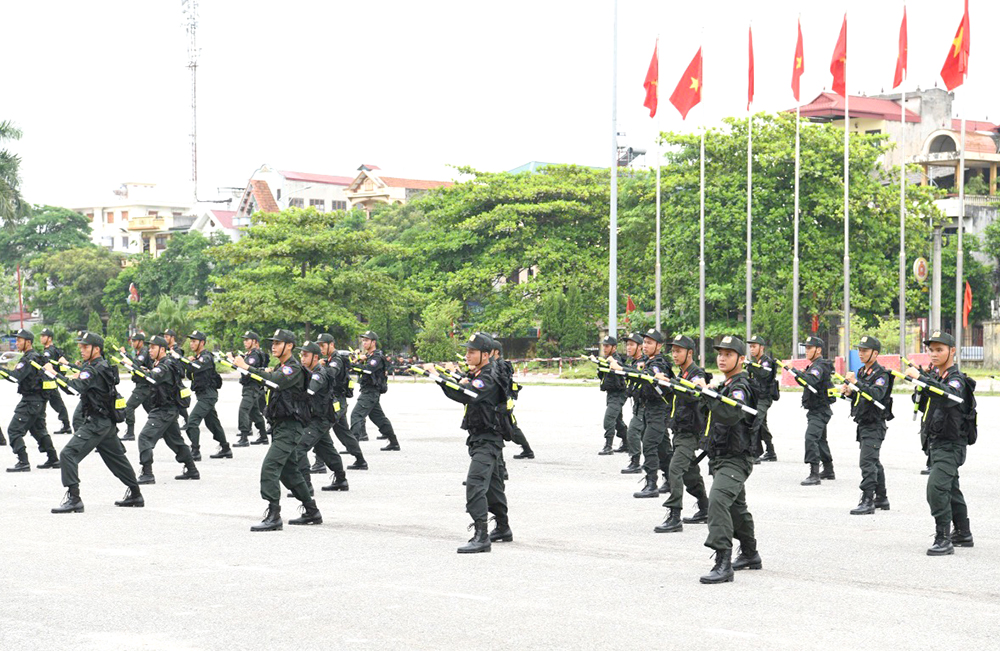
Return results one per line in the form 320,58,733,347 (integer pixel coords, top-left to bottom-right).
457,521,491,554
376,433,389,440
489,515,513,543
54,423,72,435
322,474,349,491
633,475,659,498
513,447,534,459
250,434,269,445
700,549,734,584
209,445,233,459
920,466,931,475
758,450,777,462
621,455,642,474
137,463,155,484
732,545,763,571
348,455,368,470
114,486,145,508
874,493,890,510
251,503,282,532
683,498,709,524
0,431,6,446
801,463,821,486
175,461,200,480
120,430,135,441
927,524,954,556
614,440,628,453
288,500,323,525
952,517,974,548
37,454,61,469
380,438,401,451
190,446,202,462
654,508,683,533
7,453,30,473
52,489,85,514
309,458,326,474
658,475,670,494
598,439,614,455
233,434,250,448
819,462,835,480
850,492,875,515
357,432,369,442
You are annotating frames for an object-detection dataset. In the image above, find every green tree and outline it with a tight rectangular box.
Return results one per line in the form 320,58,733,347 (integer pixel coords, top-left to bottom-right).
138,296,195,340
28,246,123,329
87,309,104,335
0,205,93,269
0,120,28,229
414,300,462,362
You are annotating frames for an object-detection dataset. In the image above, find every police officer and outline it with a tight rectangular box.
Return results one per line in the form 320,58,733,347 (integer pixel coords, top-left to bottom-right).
905,331,974,555
799,336,835,486
491,341,534,460
5,329,60,472
317,333,367,471
620,332,646,474
349,331,399,452
48,331,144,513
611,329,671,499
161,329,189,427
38,328,72,435
136,335,200,484
231,329,322,531
119,332,153,442
429,332,510,554
841,335,893,515
235,331,269,447
696,336,760,584
596,335,628,456
746,335,779,463
297,341,348,495
656,334,710,533
183,330,232,461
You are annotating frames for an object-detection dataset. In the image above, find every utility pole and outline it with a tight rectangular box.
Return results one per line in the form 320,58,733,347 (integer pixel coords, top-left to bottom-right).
183,0,199,202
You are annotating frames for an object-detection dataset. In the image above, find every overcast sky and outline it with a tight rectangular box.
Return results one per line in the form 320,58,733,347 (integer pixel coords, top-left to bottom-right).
2,0,995,208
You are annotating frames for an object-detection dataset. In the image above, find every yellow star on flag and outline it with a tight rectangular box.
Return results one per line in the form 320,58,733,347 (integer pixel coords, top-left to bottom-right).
952,27,963,56
690,77,700,92
796,57,802,69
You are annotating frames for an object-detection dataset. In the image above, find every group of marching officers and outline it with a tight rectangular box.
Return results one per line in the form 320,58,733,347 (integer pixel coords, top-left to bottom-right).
596,328,977,582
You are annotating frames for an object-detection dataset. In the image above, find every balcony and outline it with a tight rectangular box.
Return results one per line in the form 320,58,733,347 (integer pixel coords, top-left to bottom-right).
127,216,166,231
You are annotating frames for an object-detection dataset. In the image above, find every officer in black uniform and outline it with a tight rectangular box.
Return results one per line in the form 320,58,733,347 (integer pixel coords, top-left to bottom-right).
235,331,269,447
696,336,760,584
5,329,60,472
621,332,646,474
349,331,399,452
296,341,348,495
161,329,189,427
746,335,779,463
799,336,835,486
183,330,232,461
136,335,200,484
119,332,153,441
841,335,893,515
48,331,144,513
231,329,322,532
906,331,974,555
38,328,72,435
317,333,367,470
491,341,534,460
656,334,710,533
428,332,510,554
611,329,672,499
596,336,629,456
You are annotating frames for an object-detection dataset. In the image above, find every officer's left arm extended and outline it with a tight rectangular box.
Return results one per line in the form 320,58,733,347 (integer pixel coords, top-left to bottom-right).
441,371,491,405
705,383,752,425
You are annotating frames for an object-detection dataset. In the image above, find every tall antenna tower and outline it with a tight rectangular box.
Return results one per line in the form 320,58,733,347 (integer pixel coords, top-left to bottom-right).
182,0,199,201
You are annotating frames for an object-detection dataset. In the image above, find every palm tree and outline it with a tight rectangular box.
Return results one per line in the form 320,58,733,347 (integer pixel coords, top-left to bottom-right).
138,296,195,339
0,120,28,230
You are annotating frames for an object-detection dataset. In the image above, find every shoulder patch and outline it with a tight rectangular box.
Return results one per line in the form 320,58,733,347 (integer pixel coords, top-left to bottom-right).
79,371,91,380
15,362,24,369
732,389,746,401
331,360,340,368
810,368,821,377
762,362,771,370
311,373,321,380
282,366,294,376
43,351,52,358
137,355,145,361
651,366,660,375
949,379,961,389
153,366,163,374
472,379,485,389
874,377,886,386
369,359,378,366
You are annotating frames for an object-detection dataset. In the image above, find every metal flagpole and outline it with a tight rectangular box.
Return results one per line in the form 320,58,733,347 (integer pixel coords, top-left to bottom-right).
955,111,966,361
609,0,619,338
793,104,801,359
699,127,706,362
655,35,662,331
842,53,851,363
746,113,753,342
899,87,907,357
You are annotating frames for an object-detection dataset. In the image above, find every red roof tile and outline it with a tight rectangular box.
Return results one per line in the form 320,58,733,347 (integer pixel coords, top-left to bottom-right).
378,177,454,190
210,210,236,229
250,180,280,214
279,170,353,186
795,92,920,123
951,119,999,133
358,164,381,171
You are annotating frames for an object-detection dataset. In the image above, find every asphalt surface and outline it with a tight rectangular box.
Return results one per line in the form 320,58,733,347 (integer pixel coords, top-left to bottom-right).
1,378,996,650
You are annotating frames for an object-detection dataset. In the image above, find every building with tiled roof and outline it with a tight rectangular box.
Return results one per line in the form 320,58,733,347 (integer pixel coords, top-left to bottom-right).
232,166,353,228
344,165,454,214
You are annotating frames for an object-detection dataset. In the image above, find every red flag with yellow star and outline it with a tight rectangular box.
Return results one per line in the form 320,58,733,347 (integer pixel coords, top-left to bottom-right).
830,15,847,97
669,48,702,120
893,7,907,89
940,0,970,90
791,19,804,101
643,41,658,118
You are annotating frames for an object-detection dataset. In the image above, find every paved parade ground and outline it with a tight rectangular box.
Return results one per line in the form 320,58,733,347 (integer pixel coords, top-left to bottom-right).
1,379,996,650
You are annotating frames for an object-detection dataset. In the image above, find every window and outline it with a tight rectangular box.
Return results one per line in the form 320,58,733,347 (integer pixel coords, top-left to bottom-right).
173,212,182,218
331,200,347,211
276,189,282,200
363,179,374,192
155,235,168,250
106,211,115,223
121,237,129,249
866,129,881,135
289,198,304,208
121,210,129,221
86,212,94,222
148,210,158,217
310,199,325,211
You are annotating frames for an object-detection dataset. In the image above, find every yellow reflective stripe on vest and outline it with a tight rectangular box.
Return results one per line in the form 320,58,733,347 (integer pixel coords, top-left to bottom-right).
115,397,126,410
180,388,192,399
333,401,341,412
42,381,56,390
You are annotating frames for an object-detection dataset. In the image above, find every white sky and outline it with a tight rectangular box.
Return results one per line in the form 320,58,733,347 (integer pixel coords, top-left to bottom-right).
2,0,995,208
